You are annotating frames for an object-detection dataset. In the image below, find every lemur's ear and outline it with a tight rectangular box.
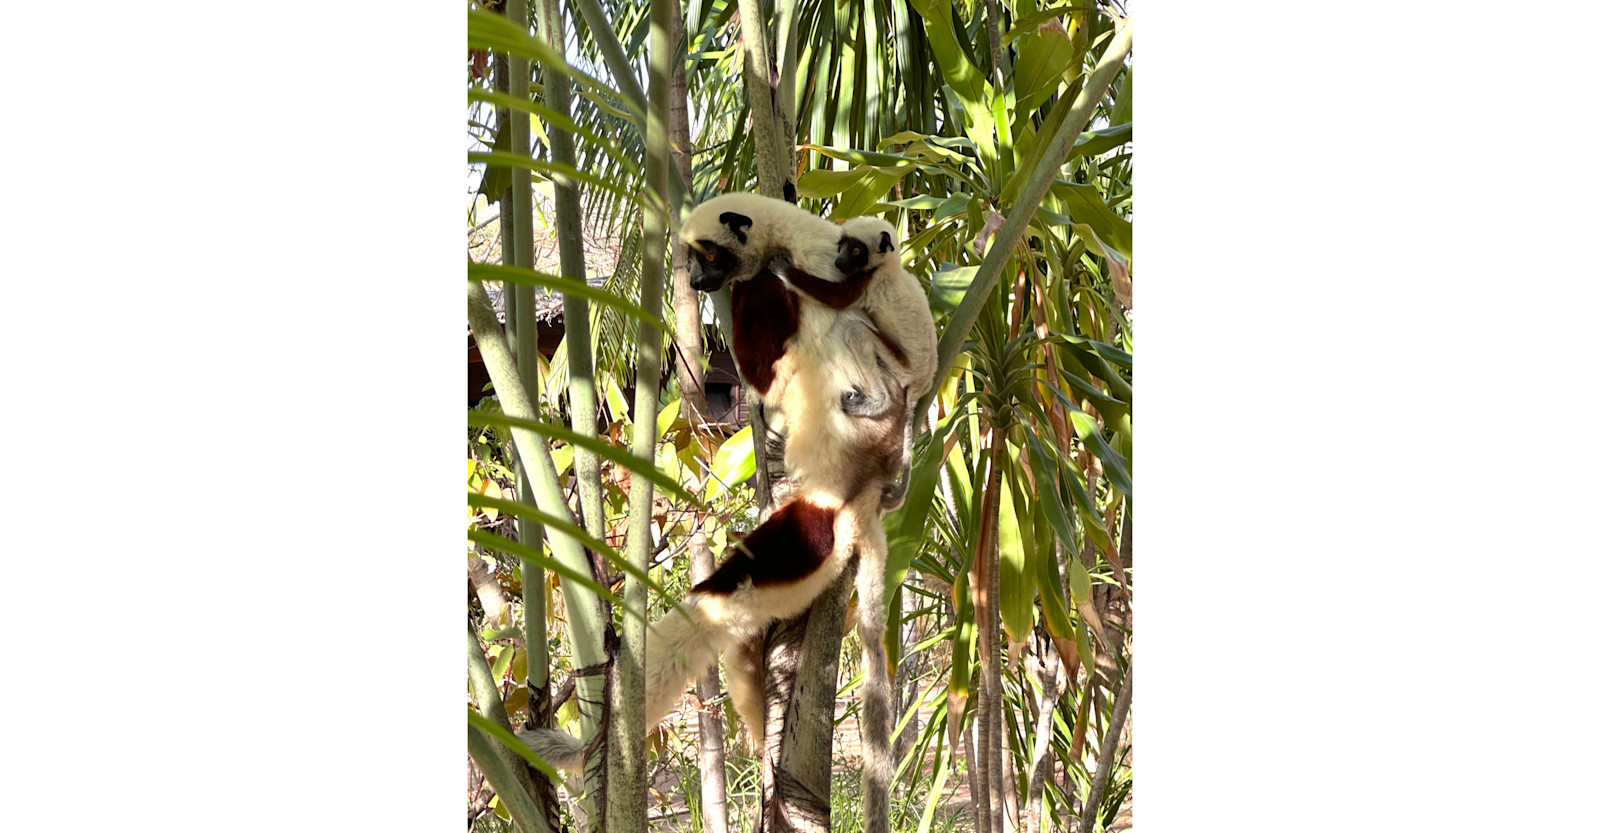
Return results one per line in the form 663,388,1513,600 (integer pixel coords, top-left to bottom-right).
719,212,754,245
877,230,894,253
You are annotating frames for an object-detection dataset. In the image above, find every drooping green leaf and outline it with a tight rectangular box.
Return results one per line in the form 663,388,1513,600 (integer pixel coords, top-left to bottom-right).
1052,182,1132,259
907,0,990,112
884,416,959,605
832,164,916,219
655,397,681,439
996,452,1036,642
1013,22,1076,115
795,166,873,198
930,264,980,314
1034,494,1074,639
468,263,668,330
1067,410,1132,496
706,424,754,500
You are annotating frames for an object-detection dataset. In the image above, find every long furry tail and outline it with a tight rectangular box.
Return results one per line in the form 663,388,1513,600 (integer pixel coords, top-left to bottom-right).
513,599,724,783
843,497,894,833
644,598,723,732
513,726,585,776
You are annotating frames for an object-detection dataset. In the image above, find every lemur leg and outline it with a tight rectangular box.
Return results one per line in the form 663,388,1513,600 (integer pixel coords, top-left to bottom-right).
724,636,766,760
841,494,895,833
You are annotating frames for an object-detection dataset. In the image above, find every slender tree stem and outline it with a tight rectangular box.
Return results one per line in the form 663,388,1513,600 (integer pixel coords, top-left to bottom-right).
470,726,554,833
606,0,674,827
499,3,556,824
469,281,611,801
1075,667,1131,833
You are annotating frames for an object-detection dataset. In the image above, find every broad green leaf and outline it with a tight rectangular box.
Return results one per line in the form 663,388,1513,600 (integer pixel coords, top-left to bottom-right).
1052,182,1132,260
802,144,921,168
886,195,946,211
655,441,683,484
604,374,630,422
1072,122,1132,160
907,0,990,112
548,444,575,476
947,430,974,531
795,166,872,198
832,165,917,219
706,424,754,500
934,193,975,224
489,645,511,681
502,686,529,716
996,455,1036,642
1034,497,1074,639
1023,426,1079,549
884,416,958,605
949,574,974,700
1067,410,1132,496
1013,23,1076,115
1068,557,1091,604
1003,4,1078,46
655,397,682,438
930,265,979,313
1109,64,1132,126
510,647,526,685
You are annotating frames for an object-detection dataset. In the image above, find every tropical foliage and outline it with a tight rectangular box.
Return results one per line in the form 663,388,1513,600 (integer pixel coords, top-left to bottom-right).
467,1,1132,831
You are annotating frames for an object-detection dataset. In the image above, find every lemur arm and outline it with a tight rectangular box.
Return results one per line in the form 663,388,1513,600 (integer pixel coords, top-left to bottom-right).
781,264,876,310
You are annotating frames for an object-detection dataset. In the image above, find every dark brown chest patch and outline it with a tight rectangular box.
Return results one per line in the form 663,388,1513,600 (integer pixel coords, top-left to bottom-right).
691,498,837,595
730,270,802,396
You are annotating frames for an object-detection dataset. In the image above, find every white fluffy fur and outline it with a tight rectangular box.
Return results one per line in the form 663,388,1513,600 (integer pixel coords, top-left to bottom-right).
679,192,846,287
838,215,939,406
520,200,928,833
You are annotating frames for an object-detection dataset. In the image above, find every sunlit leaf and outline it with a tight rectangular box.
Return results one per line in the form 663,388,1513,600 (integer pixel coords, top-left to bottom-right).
706,424,754,500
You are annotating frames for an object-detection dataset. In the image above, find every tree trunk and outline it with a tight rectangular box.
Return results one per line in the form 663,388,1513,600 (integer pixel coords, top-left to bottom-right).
1024,638,1062,833
1075,667,1131,833
758,558,858,832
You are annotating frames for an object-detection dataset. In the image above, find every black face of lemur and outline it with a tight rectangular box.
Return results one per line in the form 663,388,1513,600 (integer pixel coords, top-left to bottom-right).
688,240,743,291
835,229,896,276
688,211,754,292
835,235,871,276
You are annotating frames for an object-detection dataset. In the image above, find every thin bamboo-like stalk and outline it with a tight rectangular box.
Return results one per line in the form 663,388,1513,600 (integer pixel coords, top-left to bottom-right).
534,0,607,551
665,0,730,827
468,281,611,803
605,0,673,826
501,2,557,824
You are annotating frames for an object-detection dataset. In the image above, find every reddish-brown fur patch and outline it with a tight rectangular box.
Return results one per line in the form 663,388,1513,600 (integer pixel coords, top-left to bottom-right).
783,264,877,310
692,499,838,594
730,270,801,396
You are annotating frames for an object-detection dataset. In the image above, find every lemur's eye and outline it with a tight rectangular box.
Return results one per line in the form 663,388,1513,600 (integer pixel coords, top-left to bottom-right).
706,250,717,261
